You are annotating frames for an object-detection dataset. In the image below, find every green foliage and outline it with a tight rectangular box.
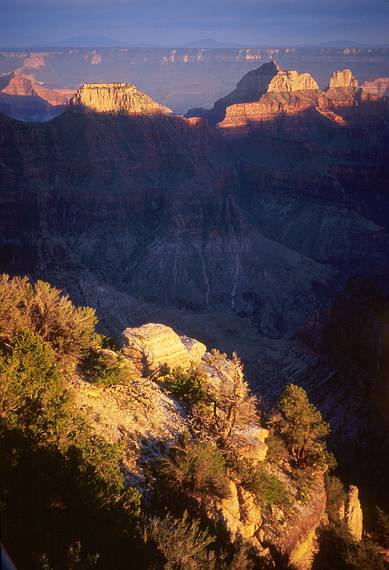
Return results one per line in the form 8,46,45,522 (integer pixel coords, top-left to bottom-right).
265,432,288,465
65,422,125,503
0,274,97,359
159,439,231,499
82,348,131,387
194,351,259,450
144,511,217,570
237,461,290,510
278,384,331,468
166,366,209,404
0,330,69,442
313,526,385,570
0,425,144,570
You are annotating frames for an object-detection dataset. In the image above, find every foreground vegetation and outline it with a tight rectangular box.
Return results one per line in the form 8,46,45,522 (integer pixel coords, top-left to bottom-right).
1,274,388,569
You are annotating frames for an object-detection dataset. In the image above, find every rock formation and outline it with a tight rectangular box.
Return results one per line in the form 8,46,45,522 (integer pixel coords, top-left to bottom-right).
122,323,206,374
0,78,388,347
188,62,389,132
1,46,389,114
361,77,389,100
230,426,269,462
0,71,73,121
327,69,358,90
205,480,263,544
69,82,172,115
186,61,320,125
344,485,363,542
267,69,319,92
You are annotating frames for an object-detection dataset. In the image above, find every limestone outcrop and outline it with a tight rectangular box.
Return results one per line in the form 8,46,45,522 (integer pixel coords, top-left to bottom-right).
361,77,389,100
186,61,320,125
327,69,358,90
69,82,172,115
122,323,206,375
231,426,269,462
205,480,262,544
188,62,389,133
344,485,363,542
0,71,73,121
267,69,319,92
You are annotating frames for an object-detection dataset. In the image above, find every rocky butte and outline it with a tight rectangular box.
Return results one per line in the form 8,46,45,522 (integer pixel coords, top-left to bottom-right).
68,82,172,115
187,61,388,132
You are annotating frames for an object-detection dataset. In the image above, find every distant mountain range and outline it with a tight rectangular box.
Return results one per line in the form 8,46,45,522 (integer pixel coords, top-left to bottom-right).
4,36,389,49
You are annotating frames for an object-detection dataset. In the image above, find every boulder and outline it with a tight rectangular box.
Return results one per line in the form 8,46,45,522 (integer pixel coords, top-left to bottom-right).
122,323,206,375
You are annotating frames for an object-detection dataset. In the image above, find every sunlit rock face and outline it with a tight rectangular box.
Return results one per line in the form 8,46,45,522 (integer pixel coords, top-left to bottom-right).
267,69,319,92
327,69,359,90
122,323,206,375
188,62,389,133
186,62,320,125
0,71,73,121
2,72,73,105
361,77,389,100
345,485,363,542
69,82,172,115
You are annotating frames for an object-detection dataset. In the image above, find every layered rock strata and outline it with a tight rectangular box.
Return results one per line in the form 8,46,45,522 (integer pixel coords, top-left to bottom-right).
69,82,172,115
122,323,206,374
187,61,389,133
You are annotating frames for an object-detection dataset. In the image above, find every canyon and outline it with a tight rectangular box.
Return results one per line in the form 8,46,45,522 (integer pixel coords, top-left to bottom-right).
0,60,389,521
1,46,389,118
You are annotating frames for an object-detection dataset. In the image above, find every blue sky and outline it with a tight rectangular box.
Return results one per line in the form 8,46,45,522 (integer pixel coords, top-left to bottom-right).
1,0,389,47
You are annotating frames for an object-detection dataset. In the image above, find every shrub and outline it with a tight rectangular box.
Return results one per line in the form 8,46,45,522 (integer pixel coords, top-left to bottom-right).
166,366,209,404
159,440,231,499
82,348,131,387
313,526,385,570
66,422,125,503
238,461,290,510
205,351,259,448
278,384,330,468
144,512,217,569
0,330,69,442
265,432,289,465
0,274,97,359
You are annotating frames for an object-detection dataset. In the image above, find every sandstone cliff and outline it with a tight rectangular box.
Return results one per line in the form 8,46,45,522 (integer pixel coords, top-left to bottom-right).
0,70,73,121
361,77,389,100
327,69,359,90
186,61,320,126
267,69,319,92
187,62,389,132
122,323,206,374
69,82,172,115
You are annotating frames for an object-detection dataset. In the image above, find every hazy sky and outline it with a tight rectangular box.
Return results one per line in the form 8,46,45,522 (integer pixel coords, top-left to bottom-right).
1,0,389,47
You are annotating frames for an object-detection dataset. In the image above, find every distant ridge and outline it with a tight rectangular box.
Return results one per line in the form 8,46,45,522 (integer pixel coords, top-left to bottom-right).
180,38,247,49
